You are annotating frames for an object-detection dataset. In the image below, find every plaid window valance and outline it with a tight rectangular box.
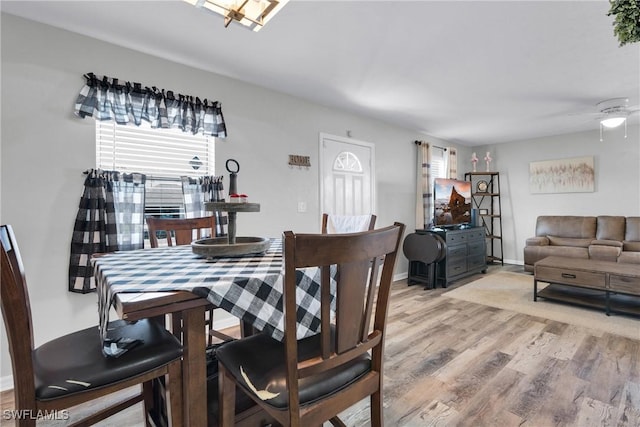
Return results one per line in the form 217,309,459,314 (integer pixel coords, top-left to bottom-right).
73,72,227,138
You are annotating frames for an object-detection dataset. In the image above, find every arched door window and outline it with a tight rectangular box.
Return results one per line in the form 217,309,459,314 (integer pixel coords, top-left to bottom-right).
333,151,363,173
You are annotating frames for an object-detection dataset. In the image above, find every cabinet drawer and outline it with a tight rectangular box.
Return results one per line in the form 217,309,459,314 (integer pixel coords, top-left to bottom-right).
535,266,606,289
448,244,467,258
447,259,467,276
468,241,485,255
467,230,485,241
609,275,640,295
467,254,486,270
446,232,466,244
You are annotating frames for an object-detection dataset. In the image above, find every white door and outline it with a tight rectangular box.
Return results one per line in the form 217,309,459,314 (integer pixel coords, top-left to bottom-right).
320,133,376,217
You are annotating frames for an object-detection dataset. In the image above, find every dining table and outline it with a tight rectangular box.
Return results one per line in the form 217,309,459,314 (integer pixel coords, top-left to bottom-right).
92,238,334,426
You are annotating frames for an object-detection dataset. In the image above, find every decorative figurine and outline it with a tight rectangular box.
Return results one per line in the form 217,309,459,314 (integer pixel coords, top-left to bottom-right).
484,151,492,171
471,152,478,172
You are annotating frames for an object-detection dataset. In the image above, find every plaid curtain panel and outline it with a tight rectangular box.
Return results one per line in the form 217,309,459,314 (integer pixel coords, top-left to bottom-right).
113,173,146,251
69,170,146,293
181,176,206,218
415,142,434,230
74,73,227,138
448,147,458,179
181,176,228,237
69,170,118,293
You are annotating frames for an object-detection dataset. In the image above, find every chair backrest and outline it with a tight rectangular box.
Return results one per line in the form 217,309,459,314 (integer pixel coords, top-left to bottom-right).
321,213,376,234
282,222,404,414
1,225,37,399
146,216,216,248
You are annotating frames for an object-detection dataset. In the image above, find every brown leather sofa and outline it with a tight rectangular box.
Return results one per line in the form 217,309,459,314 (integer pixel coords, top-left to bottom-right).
524,216,640,272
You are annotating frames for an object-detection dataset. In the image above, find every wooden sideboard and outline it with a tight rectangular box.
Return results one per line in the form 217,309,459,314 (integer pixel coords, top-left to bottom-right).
410,227,487,287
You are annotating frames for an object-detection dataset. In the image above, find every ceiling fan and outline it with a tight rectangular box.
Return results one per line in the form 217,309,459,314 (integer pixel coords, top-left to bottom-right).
574,98,640,141
595,98,638,128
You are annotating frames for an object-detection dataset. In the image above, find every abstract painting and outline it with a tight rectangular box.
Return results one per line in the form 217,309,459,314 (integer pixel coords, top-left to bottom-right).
529,156,595,194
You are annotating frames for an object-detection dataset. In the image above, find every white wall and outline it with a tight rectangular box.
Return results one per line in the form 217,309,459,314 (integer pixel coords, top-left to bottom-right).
3,13,638,388
479,125,640,264
0,14,460,383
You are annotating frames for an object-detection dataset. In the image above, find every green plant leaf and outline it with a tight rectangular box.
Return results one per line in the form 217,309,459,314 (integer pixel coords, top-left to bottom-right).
607,0,640,46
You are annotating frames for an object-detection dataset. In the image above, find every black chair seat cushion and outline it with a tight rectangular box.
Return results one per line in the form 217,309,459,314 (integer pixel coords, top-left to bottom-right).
216,331,371,410
33,319,182,401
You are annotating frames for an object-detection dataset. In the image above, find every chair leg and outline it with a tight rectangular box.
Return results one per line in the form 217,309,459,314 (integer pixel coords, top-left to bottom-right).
218,365,236,427
167,360,183,427
329,416,347,427
171,313,183,341
16,413,36,427
205,308,213,346
370,391,383,427
209,329,236,342
142,381,155,427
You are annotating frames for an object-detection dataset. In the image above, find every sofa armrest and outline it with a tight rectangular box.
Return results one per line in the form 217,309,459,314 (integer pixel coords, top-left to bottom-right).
590,239,623,248
526,236,549,246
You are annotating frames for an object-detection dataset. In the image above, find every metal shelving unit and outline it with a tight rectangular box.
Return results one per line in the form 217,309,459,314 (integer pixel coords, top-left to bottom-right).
464,171,504,265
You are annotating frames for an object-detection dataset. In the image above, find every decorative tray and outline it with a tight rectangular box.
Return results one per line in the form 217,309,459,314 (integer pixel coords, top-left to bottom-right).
191,236,270,258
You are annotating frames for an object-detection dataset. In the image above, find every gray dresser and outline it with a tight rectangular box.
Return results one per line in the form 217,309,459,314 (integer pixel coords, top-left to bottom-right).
422,227,487,286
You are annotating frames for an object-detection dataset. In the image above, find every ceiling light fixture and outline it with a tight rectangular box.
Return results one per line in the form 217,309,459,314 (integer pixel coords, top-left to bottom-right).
597,98,629,141
600,116,626,129
184,0,289,32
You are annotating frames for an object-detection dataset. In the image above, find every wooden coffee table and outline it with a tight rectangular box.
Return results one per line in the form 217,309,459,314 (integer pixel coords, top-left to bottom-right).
534,256,640,316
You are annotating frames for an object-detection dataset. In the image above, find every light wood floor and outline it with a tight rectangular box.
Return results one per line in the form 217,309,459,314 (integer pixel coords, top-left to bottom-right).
2,264,639,426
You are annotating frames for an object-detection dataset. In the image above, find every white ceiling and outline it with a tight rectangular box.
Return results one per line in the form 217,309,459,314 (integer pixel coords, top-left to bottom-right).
2,0,639,146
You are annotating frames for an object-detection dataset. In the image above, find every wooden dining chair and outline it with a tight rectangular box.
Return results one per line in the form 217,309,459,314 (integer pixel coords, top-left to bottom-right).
321,213,376,234
146,216,216,247
0,224,183,427
216,222,405,427
146,216,235,344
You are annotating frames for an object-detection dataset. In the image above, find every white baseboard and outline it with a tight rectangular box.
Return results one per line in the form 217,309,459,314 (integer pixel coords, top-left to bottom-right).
394,272,408,282
1,375,13,392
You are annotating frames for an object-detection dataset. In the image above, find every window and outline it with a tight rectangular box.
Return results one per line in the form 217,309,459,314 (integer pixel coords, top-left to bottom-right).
333,151,363,173
431,147,448,179
96,121,215,218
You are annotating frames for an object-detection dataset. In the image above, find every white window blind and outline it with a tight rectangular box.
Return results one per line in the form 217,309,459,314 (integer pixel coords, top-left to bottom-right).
431,147,448,179
96,121,215,217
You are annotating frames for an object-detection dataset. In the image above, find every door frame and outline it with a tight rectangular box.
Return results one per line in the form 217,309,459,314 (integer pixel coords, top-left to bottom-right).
318,132,376,218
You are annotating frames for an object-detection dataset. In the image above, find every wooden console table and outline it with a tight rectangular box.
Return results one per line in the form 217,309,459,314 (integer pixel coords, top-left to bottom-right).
534,256,640,316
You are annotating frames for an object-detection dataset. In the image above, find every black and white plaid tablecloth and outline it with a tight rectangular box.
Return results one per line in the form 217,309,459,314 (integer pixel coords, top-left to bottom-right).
94,239,335,346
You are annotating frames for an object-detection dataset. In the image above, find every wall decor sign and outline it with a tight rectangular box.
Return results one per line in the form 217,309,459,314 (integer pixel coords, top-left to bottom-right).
529,156,595,194
288,154,311,168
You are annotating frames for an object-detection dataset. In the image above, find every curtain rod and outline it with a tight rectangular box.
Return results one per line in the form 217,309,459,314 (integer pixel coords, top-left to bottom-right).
413,140,446,151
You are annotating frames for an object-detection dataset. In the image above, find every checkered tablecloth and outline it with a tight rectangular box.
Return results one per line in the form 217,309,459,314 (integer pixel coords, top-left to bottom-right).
94,238,335,345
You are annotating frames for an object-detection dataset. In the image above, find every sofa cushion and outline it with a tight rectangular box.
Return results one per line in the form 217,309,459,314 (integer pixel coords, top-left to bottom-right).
590,239,623,248
536,216,596,239
588,244,621,262
547,236,592,248
618,251,640,264
625,217,640,242
524,245,589,267
623,241,640,252
596,216,626,241
525,236,549,246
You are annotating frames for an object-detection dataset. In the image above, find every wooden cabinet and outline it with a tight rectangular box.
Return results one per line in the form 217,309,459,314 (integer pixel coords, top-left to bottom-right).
421,227,487,286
